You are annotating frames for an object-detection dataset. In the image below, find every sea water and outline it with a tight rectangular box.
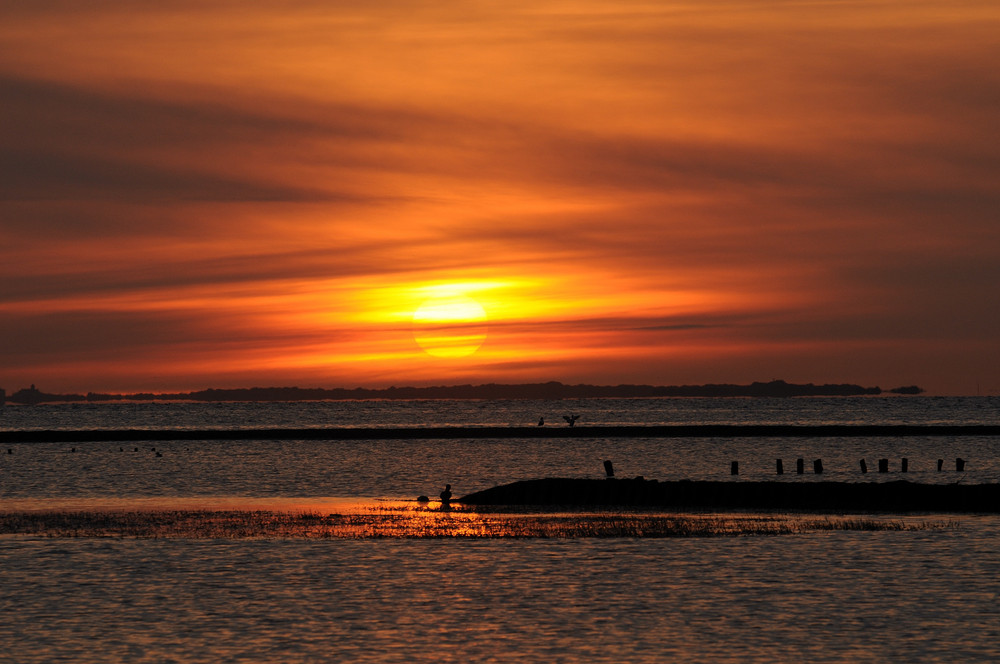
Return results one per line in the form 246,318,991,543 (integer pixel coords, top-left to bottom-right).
1,397,999,662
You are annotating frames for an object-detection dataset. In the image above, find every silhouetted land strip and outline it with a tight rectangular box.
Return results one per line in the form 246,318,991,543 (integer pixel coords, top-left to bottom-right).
1,379,923,404
460,478,1000,513
0,509,942,539
3,424,1000,443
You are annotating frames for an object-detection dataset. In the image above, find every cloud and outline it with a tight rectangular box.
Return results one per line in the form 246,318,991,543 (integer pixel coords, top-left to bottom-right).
1,1,998,394
0,75,453,203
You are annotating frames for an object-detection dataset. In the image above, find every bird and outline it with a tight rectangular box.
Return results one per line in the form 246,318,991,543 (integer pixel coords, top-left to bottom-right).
563,414,580,427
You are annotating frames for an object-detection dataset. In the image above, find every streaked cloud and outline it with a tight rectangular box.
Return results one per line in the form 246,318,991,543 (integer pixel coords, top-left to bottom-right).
0,0,998,394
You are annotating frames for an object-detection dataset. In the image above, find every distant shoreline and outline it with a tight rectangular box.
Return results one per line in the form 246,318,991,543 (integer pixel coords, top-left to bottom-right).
0,379,923,405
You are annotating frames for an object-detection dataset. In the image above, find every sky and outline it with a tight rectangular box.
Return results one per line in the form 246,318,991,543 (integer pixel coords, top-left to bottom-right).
1,0,998,396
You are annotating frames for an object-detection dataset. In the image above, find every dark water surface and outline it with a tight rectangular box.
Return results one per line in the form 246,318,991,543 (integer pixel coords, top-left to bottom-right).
2,397,999,499
4,396,1000,432
3,525,999,663
2,397,999,662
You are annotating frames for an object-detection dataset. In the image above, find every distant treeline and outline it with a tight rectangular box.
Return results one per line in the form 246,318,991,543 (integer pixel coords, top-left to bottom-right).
1,380,923,405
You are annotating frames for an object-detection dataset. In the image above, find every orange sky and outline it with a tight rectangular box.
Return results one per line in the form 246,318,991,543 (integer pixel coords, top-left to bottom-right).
1,1,998,395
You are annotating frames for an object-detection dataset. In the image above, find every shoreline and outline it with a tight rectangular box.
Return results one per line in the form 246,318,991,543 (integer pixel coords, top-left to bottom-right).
4,423,1000,443
0,506,951,539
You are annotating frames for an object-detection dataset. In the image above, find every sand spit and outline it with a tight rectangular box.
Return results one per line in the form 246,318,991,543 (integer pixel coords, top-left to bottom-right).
0,508,946,539
460,478,1000,513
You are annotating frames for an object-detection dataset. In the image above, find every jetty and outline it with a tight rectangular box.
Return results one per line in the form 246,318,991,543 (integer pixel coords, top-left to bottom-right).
459,478,1000,513
3,424,1000,443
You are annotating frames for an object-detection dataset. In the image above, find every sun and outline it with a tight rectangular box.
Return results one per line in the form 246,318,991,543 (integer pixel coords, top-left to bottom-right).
412,294,488,358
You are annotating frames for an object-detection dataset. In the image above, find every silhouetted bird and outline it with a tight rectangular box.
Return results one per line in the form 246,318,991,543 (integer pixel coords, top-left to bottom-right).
440,484,452,508
537,417,544,426
563,414,580,427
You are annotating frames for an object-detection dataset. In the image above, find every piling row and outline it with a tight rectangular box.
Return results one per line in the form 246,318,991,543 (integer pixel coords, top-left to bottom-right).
730,457,968,475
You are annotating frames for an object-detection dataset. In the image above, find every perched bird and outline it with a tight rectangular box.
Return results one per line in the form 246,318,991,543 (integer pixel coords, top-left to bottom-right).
537,417,545,426
563,414,580,427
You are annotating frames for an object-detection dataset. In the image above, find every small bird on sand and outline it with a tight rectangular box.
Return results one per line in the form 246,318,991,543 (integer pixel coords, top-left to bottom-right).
563,414,580,426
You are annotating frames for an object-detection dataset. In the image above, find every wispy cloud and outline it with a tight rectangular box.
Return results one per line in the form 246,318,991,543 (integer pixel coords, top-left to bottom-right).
1,1,998,393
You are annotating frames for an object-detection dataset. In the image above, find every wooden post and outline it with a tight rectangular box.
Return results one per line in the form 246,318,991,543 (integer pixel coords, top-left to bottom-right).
878,458,889,473
776,459,784,475
937,459,944,471
901,458,908,473
956,458,965,472
604,460,615,478
860,459,867,473
731,461,739,475
813,459,823,474
796,458,804,474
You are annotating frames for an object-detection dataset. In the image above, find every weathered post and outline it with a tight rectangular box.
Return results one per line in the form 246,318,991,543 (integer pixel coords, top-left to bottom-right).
776,459,784,475
604,460,615,478
860,459,868,474
813,459,823,474
731,461,739,475
878,458,889,473
796,458,804,474
956,458,966,472
901,458,908,473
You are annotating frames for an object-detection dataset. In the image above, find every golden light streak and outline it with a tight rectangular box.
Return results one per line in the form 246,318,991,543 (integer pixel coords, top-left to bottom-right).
412,294,488,358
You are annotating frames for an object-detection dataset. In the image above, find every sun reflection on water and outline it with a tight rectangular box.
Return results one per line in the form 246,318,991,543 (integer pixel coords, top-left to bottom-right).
0,498,952,540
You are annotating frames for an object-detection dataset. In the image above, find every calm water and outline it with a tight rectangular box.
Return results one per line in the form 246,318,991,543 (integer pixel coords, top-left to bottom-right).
2,397,1000,499
2,397,1000,662
4,396,1000,431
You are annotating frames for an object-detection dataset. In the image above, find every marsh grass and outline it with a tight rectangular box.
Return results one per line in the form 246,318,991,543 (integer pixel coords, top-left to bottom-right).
0,508,955,539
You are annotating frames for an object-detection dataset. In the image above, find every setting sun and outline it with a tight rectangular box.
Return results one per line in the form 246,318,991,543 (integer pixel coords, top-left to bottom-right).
412,294,488,358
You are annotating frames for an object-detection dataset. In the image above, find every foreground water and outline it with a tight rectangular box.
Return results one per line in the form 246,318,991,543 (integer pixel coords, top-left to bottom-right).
2,397,999,662
3,527,1000,663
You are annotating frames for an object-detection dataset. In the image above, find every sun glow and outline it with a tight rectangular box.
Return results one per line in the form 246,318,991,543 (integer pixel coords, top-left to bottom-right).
412,293,488,358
